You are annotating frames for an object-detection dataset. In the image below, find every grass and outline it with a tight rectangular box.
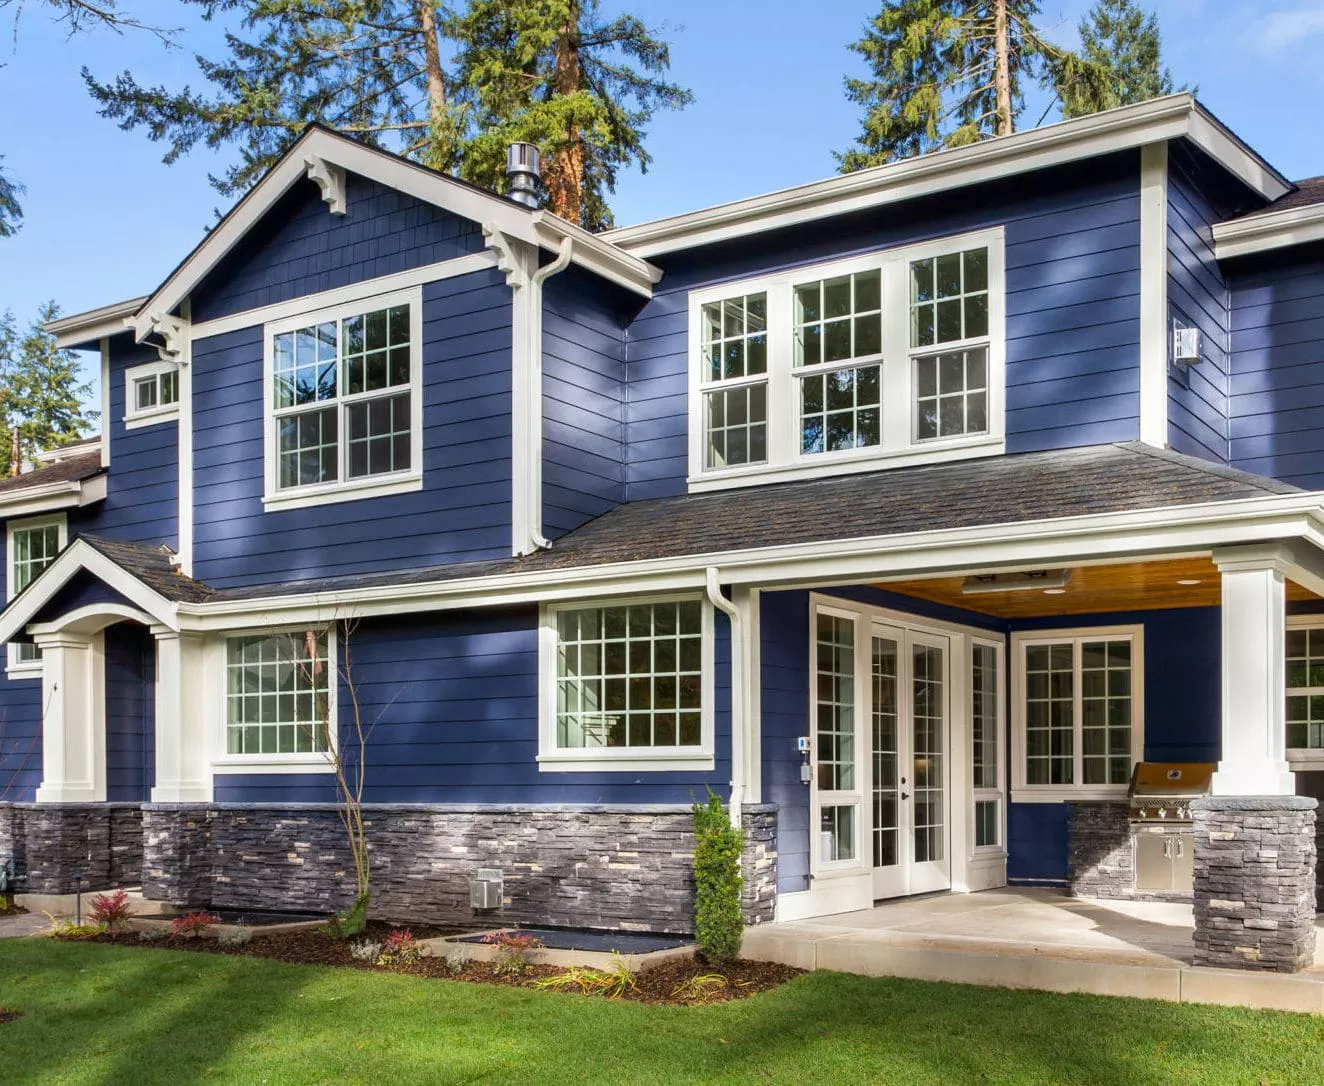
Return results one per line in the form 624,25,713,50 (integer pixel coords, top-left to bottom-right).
2,941,1324,1085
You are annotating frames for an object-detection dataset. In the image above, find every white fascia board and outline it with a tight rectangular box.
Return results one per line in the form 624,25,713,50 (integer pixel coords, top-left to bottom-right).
0,538,179,643
48,297,148,349
605,95,1290,258
530,214,661,297
172,491,1324,631
1212,203,1324,260
0,474,106,518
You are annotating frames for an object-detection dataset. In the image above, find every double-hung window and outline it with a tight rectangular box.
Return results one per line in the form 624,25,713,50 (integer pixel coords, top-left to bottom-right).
124,361,180,428
1011,626,1144,801
264,287,423,508
689,227,1004,490
540,597,714,772
223,629,333,762
6,514,65,675
1286,622,1324,767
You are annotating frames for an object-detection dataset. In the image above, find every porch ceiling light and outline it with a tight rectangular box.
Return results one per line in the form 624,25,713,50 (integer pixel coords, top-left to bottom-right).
1042,588,1067,595
961,569,1070,595
1177,578,1202,586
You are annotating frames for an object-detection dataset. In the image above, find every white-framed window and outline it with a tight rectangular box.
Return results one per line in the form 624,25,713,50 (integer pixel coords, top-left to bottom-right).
815,608,862,868
971,637,1004,849
6,514,66,677
262,286,423,510
1286,619,1324,769
688,227,1005,491
123,361,180,428
220,628,335,766
538,595,715,772
1011,626,1144,802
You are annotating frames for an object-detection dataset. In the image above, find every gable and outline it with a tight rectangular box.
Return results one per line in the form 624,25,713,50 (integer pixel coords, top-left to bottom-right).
190,173,487,324
28,570,142,630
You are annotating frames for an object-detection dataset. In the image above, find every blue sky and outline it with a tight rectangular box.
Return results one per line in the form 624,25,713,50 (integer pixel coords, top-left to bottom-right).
0,0,1320,341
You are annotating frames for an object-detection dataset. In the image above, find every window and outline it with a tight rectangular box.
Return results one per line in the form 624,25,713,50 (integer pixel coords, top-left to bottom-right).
540,597,714,771
1287,624,1324,766
6,515,66,675
264,287,422,508
1011,627,1144,801
816,611,859,865
688,228,1004,490
124,361,180,428
971,640,1003,849
225,630,331,757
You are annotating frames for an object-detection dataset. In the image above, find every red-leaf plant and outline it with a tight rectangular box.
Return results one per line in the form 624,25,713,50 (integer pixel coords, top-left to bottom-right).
87,889,133,932
169,911,222,939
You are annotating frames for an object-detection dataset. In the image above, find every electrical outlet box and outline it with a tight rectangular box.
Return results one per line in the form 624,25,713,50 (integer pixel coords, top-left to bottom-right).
796,736,811,754
1172,325,1201,364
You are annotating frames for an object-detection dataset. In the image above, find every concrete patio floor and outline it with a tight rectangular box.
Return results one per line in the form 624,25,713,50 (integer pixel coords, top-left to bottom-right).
741,887,1324,1013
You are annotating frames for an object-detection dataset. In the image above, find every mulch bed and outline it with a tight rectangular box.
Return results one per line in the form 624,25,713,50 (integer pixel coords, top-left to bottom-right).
0,901,28,916
68,922,802,1006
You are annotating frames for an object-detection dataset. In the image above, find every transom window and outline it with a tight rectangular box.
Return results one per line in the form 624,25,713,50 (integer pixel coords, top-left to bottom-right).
264,288,422,508
689,228,1004,490
6,515,65,673
124,361,180,427
1287,625,1324,762
226,630,331,756
1011,627,1144,801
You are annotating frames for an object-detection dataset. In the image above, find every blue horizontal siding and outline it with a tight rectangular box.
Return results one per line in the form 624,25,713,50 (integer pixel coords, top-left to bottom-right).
0,538,41,800
625,153,1143,499
215,605,732,805
105,621,154,803
1228,241,1324,488
192,268,514,587
191,173,486,324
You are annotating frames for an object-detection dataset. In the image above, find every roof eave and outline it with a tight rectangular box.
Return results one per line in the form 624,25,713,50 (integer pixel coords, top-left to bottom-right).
45,297,148,349
1212,203,1324,259
0,472,106,518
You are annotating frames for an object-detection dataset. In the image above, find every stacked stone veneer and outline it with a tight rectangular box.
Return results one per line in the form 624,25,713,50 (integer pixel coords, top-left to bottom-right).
1191,796,1317,973
1067,801,1192,902
0,803,144,894
143,802,779,934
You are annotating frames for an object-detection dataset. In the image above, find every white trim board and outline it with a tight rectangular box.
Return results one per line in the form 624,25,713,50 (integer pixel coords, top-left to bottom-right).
1138,144,1169,448
1212,202,1324,260
0,473,106,519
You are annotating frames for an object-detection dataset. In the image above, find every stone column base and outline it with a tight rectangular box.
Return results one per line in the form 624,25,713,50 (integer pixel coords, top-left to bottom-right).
1191,796,1317,973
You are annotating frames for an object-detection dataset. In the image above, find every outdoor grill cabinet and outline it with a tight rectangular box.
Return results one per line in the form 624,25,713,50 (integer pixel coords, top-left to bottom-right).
1128,762,1215,895
1133,825,1195,892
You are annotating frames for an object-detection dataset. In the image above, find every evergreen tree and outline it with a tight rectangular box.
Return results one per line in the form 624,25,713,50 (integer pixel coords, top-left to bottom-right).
1058,0,1177,119
0,158,22,239
0,302,98,477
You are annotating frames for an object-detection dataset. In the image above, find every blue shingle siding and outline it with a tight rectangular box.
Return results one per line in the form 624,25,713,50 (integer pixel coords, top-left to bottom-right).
191,268,514,587
1228,242,1324,488
214,606,732,804
1167,147,1232,464
190,174,486,324
624,153,1143,499
105,621,155,803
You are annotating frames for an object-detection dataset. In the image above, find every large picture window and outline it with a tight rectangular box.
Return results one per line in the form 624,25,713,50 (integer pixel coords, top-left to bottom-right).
264,287,422,508
1011,627,1144,801
688,228,1004,490
6,514,65,675
225,630,331,756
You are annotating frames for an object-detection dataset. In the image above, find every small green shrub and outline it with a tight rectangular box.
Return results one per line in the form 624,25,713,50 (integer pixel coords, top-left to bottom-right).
49,920,105,940
137,928,167,943
349,939,383,963
217,927,253,947
692,791,744,965
443,947,470,975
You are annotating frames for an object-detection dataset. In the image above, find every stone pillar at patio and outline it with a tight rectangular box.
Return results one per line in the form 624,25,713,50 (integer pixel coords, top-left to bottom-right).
1191,796,1317,972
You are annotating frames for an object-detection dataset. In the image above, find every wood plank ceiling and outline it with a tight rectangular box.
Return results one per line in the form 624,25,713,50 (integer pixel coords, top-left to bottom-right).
877,557,1319,618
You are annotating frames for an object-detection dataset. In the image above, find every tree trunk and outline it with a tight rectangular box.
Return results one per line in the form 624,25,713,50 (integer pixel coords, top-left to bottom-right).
419,0,449,168
993,0,1013,136
544,5,585,226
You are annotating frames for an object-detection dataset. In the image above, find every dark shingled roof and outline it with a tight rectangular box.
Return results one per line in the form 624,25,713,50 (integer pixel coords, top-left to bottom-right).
209,443,1304,601
1235,175,1324,218
79,536,216,604
0,451,103,496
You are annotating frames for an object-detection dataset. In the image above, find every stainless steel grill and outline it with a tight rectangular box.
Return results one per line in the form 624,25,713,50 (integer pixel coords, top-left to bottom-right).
1128,762,1214,893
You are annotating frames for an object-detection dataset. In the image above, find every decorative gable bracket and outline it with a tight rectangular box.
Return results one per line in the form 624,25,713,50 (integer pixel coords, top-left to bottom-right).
304,155,347,215
482,224,530,289
129,312,190,366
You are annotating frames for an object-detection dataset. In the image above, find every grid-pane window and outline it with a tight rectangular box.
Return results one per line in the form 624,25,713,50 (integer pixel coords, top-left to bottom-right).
820,804,856,863
912,643,944,863
914,347,988,441
800,366,882,454
971,642,1001,849
815,613,856,791
1025,643,1075,785
9,521,61,664
1287,627,1324,751
272,302,413,492
1081,640,1132,785
226,631,330,755
555,601,703,749
975,800,998,848
872,637,899,868
701,294,767,469
910,248,989,348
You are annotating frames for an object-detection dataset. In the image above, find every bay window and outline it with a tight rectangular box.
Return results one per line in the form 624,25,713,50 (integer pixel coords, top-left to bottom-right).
688,227,1004,490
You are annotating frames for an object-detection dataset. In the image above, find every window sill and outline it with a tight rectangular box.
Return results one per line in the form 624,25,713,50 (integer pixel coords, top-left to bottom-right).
124,407,180,430
537,750,714,774
1288,749,1324,770
262,472,423,512
1011,787,1129,804
6,661,41,681
212,757,335,775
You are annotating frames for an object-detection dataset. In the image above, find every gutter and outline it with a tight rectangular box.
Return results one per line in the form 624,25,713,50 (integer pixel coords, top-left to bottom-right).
1211,202,1324,260
705,567,744,830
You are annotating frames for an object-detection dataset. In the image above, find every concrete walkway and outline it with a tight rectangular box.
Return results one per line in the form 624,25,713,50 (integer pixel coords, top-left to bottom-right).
741,887,1324,1014
0,911,49,938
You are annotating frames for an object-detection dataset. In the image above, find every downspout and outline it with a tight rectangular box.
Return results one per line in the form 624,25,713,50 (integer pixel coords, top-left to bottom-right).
524,237,574,552
705,567,743,830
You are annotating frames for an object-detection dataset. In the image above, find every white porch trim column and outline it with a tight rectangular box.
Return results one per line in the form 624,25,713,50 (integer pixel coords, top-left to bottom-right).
32,630,106,803
1211,546,1296,796
151,627,212,802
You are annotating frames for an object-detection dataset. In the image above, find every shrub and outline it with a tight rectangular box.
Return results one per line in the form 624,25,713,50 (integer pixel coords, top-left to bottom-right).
529,954,635,999
217,927,253,947
169,912,221,939
692,791,744,965
443,947,470,975
138,928,167,943
87,889,133,932
349,939,383,963
50,920,105,940
377,928,423,967
482,929,543,978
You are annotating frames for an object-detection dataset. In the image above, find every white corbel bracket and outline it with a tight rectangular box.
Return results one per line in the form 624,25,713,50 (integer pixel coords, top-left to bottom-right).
304,155,347,216
127,312,190,365
482,224,529,289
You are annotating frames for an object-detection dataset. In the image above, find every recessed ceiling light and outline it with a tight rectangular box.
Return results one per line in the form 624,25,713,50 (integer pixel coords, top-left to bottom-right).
1043,588,1067,595
1177,579,1202,586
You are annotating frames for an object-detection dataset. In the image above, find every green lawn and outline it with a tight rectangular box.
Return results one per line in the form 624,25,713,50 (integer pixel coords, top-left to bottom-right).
2,941,1323,1085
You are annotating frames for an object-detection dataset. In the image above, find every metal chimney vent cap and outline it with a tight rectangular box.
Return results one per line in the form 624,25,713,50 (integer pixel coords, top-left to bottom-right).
506,142,541,208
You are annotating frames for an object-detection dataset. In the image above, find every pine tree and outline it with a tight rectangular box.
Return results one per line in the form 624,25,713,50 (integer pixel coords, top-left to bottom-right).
0,158,22,239
1057,0,1177,119
0,302,98,477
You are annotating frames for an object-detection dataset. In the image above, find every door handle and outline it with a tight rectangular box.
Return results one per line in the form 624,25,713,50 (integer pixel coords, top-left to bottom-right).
901,792,911,801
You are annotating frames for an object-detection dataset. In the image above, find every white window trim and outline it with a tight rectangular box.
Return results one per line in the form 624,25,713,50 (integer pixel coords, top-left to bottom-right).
6,513,67,679
1284,614,1324,771
262,284,424,512
970,635,1006,854
686,226,1006,492
810,601,868,877
537,593,716,773
1010,624,1145,804
212,624,338,775
123,359,181,429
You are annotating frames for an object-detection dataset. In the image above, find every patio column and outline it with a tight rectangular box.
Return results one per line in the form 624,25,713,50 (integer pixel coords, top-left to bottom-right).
32,630,106,803
151,628,211,803
1192,548,1317,973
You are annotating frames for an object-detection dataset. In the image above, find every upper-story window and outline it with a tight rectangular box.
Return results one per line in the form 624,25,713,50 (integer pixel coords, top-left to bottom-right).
6,514,66,676
688,227,1004,491
263,286,423,510
124,361,180,429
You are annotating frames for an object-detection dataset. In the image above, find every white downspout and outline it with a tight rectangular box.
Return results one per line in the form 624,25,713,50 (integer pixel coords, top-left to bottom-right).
706,567,743,830
524,238,574,552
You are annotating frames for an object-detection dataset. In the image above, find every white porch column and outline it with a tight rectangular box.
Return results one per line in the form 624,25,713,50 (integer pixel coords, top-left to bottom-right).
32,631,106,803
1211,550,1295,796
151,628,212,802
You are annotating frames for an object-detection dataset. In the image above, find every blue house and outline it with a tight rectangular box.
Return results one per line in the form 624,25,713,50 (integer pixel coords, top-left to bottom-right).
3,93,1324,970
